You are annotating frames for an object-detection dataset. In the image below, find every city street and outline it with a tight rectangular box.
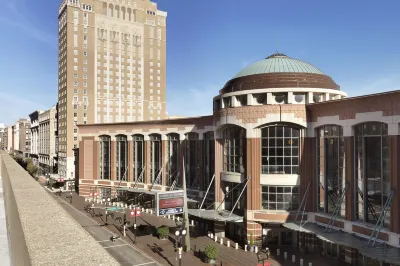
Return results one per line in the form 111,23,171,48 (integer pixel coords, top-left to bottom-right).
51,193,159,266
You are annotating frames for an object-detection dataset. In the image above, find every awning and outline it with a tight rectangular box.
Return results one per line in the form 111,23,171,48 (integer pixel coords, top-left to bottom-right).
283,222,400,265
188,209,243,223
117,187,158,195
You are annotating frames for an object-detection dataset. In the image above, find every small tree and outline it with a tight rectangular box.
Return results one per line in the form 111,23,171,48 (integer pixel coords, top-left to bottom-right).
250,233,254,247
204,244,218,260
157,225,169,239
26,161,38,177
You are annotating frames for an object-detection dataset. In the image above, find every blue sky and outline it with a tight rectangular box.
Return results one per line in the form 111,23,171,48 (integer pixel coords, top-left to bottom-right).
1,0,400,125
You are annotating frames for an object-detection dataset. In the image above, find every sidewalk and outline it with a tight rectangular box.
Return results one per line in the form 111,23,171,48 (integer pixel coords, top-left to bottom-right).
55,192,337,266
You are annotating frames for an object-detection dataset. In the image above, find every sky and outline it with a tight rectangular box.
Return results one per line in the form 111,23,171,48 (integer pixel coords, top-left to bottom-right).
1,0,400,125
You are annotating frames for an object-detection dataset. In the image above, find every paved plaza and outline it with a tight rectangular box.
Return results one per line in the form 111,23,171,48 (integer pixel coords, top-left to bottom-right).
50,190,338,266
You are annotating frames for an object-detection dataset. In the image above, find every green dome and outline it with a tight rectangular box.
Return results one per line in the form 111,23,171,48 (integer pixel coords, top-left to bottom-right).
233,53,325,79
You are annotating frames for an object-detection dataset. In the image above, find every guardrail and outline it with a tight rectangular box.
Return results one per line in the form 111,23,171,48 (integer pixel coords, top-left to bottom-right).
0,151,119,266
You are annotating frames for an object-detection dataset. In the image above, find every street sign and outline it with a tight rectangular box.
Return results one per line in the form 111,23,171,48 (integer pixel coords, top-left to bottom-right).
156,190,184,216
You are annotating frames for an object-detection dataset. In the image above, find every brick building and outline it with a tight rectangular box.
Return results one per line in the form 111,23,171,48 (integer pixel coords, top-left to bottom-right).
76,52,400,265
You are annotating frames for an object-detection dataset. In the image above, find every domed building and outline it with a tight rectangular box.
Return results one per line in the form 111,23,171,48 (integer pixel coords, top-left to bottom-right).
76,52,400,265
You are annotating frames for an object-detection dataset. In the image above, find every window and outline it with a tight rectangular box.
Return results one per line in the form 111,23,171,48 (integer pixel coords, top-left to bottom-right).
261,186,299,211
99,135,111,180
74,73,78,78
150,134,162,184
203,132,215,191
132,135,144,182
116,135,128,181
223,126,246,173
166,134,179,186
74,81,78,87
83,89,87,94
261,125,300,174
355,122,390,227
317,125,345,216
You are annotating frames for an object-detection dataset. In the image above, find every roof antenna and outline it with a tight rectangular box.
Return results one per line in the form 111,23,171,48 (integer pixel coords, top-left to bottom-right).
276,32,279,53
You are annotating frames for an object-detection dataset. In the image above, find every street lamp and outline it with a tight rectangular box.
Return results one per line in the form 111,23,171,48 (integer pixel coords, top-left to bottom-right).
130,207,141,244
175,228,187,266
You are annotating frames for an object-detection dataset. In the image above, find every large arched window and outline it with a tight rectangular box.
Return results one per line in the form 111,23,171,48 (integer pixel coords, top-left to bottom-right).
132,134,144,182
116,135,127,181
99,135,111,180
355,122,390,226
167,133,179,186
261,125,300,174
150,134,162,184
185,132,199,188
203,132,215,190
223,126,246,173
316,125,345,215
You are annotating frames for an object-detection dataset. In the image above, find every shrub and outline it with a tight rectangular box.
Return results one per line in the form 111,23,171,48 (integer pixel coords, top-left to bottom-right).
204,244,218,260
157,225,169,238
250,233,254,246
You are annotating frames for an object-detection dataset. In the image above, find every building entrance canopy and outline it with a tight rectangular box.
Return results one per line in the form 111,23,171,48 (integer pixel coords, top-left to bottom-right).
188,209,243,222
283,222,400,265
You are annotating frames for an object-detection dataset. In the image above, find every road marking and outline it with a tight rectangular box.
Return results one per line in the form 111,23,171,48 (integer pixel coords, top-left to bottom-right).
133,262,156,266
48,192,161,265
103,244,129,249
97,240,112,243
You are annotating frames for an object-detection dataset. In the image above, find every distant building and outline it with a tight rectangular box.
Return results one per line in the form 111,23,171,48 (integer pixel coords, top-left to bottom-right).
0,123,5,149
1,126,12,151
38,105,58,175
14,119,31,157
29,110,43,165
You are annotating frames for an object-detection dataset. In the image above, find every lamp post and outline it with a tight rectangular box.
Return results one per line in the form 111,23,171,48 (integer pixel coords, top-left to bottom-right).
130,207,141,244
90,191,97,216
175,228,187,266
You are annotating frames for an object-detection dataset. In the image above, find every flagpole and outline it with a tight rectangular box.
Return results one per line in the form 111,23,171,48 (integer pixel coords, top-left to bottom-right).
182,157,190,252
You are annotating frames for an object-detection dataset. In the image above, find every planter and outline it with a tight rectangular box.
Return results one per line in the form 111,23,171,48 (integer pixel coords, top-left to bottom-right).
248,246,255,252
207,258,215,264
159,236,168,240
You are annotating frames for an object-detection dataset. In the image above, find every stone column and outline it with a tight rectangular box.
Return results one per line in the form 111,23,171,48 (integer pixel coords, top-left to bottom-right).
299,137,317,212
111,141,116,181
245,137,262,246
128,141,133,182
145,140,151,185
214,138,224,205
162,140,167,186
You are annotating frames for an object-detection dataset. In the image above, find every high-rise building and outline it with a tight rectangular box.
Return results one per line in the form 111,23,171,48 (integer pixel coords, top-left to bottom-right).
57,0,167,179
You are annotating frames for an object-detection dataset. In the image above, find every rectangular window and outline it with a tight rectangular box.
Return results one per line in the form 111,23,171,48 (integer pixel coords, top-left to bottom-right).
261,186,299,211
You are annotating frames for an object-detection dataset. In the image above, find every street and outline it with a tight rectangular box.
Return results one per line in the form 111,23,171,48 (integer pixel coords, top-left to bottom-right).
51,193,159,266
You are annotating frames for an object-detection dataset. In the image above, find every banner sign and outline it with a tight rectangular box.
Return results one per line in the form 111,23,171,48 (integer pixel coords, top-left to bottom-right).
156,190,184,216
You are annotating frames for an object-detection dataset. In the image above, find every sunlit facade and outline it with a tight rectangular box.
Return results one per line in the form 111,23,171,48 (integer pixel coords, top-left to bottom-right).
76,53,400,265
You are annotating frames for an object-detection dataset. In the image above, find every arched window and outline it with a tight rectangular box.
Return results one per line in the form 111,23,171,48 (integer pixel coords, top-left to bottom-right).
185,132,199,188
132,134,144,182
150,134,162,185
99,135,110,180
203,132,215,191
167,134,179,186
355,122,390,226
223,126,246,173
316,125,345,215
261,125,300,174
116,135,127,181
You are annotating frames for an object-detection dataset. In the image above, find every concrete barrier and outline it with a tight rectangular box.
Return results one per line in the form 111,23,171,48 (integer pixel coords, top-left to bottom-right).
220,238,223,245
292,255,295,263
227,241,230,247
277,248,280,256
244,245,247,251
235,243,238,249
255,246,258,253
300,258,304,266
309,263,312,266
284,252,287,259
0,151,119,266
214,236,218,242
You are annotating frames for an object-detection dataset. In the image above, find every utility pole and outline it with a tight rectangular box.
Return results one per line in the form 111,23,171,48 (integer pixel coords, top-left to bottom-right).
182,158,190,252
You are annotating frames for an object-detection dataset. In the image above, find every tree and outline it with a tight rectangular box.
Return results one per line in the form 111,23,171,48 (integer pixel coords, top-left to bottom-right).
26,160,38,177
